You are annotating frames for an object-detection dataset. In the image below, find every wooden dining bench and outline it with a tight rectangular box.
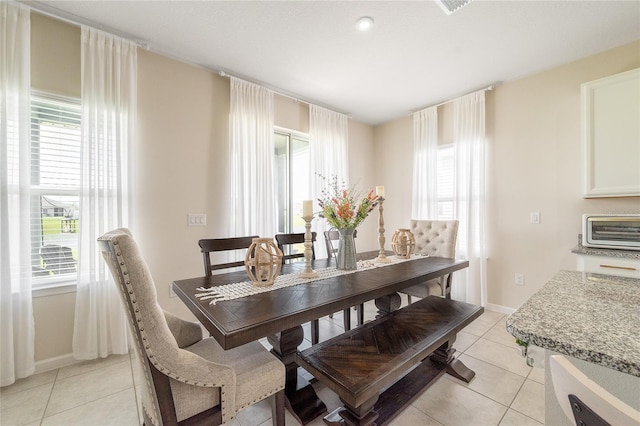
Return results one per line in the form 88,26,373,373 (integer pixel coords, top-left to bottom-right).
295,295,483,426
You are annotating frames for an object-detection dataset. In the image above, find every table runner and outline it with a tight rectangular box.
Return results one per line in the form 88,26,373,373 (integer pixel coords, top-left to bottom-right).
195,255,426,305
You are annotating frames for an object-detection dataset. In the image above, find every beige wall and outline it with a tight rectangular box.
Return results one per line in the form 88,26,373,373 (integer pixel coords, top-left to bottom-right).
375,40,640,310
27,12,640,365
28,13,377,360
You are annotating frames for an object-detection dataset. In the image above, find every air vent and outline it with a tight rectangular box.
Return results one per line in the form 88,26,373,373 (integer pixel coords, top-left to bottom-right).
437,0,473,15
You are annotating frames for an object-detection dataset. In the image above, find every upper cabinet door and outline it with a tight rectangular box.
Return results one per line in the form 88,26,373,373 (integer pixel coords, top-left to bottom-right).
582,68,640,198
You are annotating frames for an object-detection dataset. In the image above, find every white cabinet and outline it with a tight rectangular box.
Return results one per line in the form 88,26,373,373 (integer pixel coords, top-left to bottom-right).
576,254,640,278
582,68,640,198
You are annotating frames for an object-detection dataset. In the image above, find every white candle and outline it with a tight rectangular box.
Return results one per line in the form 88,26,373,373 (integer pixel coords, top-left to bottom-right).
376,186,385,198
302,200,313,217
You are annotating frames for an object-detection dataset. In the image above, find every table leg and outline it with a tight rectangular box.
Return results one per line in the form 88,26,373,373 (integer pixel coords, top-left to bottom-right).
374,292,402,318
268,326,327,424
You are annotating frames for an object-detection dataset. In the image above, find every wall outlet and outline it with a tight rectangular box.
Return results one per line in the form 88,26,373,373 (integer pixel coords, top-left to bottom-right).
169,283,176,297
515,273,525,286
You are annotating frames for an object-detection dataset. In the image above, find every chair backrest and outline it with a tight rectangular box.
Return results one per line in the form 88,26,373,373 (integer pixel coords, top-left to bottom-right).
550,355,640,426
275,232,316,264
324,229,357,259
40,244,76,274
98,228,177,426
409,220,459,258
198,236,258,276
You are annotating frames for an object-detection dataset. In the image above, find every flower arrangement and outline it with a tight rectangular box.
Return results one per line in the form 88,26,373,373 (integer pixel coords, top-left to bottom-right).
317,175,380,229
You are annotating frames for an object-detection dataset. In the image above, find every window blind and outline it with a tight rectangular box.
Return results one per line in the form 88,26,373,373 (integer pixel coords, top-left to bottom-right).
30,92,81,283
437,144,454,220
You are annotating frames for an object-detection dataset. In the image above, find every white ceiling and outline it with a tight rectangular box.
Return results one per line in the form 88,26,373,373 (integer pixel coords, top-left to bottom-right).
27,0,640,125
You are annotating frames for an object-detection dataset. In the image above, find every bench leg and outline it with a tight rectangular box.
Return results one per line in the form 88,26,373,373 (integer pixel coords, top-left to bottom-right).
324,395,379,426
430,338,476,383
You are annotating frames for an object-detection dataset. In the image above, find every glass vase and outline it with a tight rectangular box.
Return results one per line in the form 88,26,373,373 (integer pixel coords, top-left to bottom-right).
336,228,357,270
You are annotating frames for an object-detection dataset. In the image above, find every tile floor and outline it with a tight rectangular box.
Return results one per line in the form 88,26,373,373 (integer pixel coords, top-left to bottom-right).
0,298,545,426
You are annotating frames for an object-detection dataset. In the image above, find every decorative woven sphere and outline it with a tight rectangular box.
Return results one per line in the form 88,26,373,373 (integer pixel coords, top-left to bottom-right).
245,238,283,287
391,229,415,259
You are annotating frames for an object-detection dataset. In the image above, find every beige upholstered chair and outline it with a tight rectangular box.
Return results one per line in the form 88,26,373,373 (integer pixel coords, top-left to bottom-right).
98,228,285,426
400,220,459,302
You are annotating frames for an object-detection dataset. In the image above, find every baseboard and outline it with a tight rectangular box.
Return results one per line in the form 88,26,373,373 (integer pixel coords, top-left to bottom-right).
35,353,78,374
485,303,516,315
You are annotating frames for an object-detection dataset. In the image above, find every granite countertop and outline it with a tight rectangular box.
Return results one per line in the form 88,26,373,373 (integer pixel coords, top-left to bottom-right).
506,270,640,377
572,243,640,260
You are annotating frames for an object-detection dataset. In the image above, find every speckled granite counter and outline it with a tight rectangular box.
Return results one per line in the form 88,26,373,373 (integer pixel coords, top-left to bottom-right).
572,243,640,260
506,270,640,377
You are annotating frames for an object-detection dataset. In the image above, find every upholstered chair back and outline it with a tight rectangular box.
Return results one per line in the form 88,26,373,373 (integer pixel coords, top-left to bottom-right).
98,228,236,425
409,219,459,259
400,220,460,300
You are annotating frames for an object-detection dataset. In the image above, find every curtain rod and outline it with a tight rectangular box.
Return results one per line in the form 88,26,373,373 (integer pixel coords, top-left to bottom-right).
21,0,150,49
409,84,497,115
218,70,352,119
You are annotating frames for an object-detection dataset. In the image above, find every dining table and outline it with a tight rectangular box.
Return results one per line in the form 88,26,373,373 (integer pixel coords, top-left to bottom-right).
172,251,469,425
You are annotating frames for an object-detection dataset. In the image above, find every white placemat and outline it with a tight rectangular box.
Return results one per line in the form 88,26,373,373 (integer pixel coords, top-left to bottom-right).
195,255,426,305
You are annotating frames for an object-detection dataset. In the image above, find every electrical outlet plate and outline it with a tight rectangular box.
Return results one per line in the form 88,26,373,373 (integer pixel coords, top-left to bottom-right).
515,273,525,285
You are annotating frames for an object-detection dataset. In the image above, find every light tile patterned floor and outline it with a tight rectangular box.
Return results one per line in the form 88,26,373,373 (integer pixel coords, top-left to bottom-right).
0,299,544,426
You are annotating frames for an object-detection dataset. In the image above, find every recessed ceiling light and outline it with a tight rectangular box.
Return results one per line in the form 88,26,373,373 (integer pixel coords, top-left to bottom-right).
356,16,374,31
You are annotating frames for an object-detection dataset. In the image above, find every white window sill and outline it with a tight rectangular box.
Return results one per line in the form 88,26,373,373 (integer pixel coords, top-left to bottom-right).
32,282,77,298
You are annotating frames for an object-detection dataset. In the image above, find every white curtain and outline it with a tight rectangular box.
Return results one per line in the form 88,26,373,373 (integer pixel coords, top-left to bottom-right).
229,77,276,238
72,27,136,359
451,91,487,306
411,106,438,219
309,105,349,258
0,1,35,386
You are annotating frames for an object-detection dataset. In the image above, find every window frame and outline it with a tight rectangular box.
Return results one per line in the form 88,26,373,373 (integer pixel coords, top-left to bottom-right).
29,90,82,294
274,126,310,234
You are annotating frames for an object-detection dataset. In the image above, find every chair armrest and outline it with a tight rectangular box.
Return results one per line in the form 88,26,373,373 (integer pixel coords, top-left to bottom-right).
163,310,203,348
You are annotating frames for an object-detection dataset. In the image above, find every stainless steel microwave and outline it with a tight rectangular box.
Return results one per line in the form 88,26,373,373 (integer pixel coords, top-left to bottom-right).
582,214,640,251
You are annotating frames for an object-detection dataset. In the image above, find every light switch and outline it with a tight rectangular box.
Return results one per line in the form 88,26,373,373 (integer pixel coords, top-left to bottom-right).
188,213,207,227
530,212,540,224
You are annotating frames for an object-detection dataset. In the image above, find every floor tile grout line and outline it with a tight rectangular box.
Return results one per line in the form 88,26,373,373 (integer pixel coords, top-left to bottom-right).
40,384,138,423
39,367,59,425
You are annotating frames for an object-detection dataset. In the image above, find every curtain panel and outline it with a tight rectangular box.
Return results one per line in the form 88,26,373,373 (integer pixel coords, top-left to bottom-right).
451,91,487,306
0,1,35,386
309,105,349,258
72,27,137,359
229,77,276,238
411,106,438,220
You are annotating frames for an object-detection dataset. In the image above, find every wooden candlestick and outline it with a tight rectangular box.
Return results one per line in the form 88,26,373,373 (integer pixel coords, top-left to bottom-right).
300,215,318,278
376,198,390,263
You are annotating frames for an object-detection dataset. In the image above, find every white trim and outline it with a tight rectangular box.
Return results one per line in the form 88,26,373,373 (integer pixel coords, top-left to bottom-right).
485,303,516,315
34,353,77,374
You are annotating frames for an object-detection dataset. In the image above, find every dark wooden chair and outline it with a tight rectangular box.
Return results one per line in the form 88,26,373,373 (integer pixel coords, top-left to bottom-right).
275,232,322,344
275,232,316,264
198,236,258,276
323,230,365,333
40,244,76,275
99,228,285,426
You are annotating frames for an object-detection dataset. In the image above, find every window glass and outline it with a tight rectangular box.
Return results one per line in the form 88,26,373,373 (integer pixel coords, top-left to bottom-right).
30,92,81,285
274,129,309,256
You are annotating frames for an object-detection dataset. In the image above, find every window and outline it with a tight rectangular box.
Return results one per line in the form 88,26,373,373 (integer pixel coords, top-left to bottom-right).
274,128,309,254
437,144,454,220
30,92,81,286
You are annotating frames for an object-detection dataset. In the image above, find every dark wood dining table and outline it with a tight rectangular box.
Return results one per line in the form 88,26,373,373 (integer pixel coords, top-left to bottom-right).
172,252,469,425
